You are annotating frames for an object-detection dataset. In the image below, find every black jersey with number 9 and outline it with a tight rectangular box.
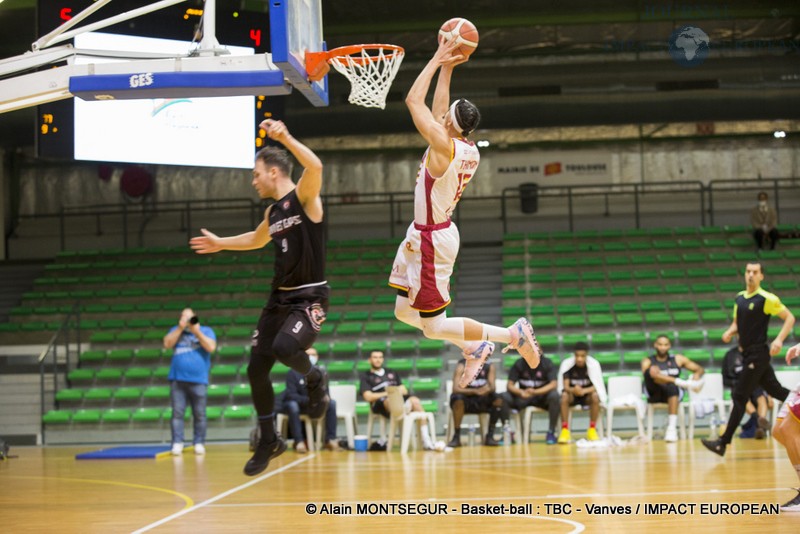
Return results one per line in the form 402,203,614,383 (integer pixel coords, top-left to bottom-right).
267,189,326,291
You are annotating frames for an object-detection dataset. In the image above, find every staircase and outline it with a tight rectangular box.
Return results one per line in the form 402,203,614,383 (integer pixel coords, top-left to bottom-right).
452,242,503,325
0,261,47,322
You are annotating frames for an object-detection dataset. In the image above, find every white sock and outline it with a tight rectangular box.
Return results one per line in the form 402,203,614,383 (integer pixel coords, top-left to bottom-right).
667,415,677,429
482,324,512,344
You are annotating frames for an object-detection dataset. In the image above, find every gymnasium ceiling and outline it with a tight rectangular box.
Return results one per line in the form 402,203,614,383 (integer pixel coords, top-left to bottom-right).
0,0,799,147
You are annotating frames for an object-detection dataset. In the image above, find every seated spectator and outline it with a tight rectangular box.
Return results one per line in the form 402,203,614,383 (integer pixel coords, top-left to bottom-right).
557,342,607,444
751,191,779,250
278,347,340,452
359,350,434,450
722,345,772,439
447,359,509,447
641,334,705,442
502,355,560,444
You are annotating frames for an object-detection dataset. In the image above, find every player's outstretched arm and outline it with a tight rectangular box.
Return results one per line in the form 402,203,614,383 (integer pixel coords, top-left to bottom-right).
787,342,800,365
190,216,272,254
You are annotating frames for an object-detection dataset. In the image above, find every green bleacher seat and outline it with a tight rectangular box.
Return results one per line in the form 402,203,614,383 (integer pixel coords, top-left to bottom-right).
418,339,445,354
594,352,621,366
142,385,171,400
638,284,662,296
619,331,647,346
410,378,441,392
605,256,629,266
623,350,649,364
116,331,143,343
89,332,115,344
107,349,134,362
356,401,370,416
101,408,133,423
390,340,417,354
361,341,387,354
673,311,699,324
420,400,439,413
591,333,617,347
131,408,162,422
613,302,638,313
677,330,705,345
217,346,247,360
644,312,672,325
42,410,72,424
356,360,371,373
533,316,558,329
84,388,113,401
416,357,443,372
371,310,396,321
712,348,729,361
134,348,162,362
232,384,251,398
95,368,123,381
225,327,254,339
537,334,559,352
682,349,711,362
390,358,414,372
326,361,355,373
224,405,255,420
691,282,717,294
562,333,587,348
556,287,581,298
331,341,359,357
72,409,101,423
616,314,643,327
123,367,152,381
587,315,614,328
365,321,392,335
668,301,694,312
79,350,106,364
611,286,635,297
559,315,585,328
336,322,363,336
68,368,95,382
207,384,231,399
700,310,729,322
56,388,84,402
210,365,239,380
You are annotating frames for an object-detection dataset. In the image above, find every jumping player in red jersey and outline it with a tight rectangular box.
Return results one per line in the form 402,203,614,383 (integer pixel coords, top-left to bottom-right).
389,38,541,388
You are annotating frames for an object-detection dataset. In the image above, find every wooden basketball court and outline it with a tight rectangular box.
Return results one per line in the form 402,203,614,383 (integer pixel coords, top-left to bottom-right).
3,438,799,533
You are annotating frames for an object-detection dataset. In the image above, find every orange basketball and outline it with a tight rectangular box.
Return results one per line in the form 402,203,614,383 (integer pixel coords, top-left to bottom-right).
438,18,479,58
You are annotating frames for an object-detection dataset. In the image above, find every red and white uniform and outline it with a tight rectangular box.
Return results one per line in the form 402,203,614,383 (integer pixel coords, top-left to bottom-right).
389,138,480,312
777,382,800,423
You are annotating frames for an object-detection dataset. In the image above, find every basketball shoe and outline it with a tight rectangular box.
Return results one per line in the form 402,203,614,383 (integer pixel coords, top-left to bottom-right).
502,318,541,368
754,416,770,440
780,489,800,512
545,431,557,445
305,367,330,419
557,428,571,444
586,427,600,441
459,341,494,388
701,437,726,457
244,434,287,476
664,426,678,443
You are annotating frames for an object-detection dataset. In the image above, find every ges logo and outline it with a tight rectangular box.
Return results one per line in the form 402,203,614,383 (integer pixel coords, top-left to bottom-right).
129,73,154,88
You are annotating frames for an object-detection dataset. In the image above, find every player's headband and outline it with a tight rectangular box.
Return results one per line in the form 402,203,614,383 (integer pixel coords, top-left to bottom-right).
449,99,465,134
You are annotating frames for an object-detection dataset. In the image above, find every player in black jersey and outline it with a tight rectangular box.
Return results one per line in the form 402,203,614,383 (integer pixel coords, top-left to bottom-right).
702,262,795,457
447,359,508,447
191,119,330,476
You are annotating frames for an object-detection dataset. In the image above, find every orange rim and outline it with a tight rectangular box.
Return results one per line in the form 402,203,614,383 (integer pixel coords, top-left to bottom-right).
306,44,404,75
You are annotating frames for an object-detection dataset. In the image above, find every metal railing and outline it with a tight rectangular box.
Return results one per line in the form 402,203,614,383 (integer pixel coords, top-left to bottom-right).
38,306,81,444
10,177,799,255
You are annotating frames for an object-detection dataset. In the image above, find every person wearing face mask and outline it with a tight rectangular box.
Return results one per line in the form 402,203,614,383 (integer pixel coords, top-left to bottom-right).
751,191,779,251
278,347,340,453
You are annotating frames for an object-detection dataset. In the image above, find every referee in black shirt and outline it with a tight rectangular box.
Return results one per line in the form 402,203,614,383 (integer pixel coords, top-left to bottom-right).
702,262,795,456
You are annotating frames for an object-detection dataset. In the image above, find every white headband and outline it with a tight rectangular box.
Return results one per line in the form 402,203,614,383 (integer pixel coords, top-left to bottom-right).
449,100,464,134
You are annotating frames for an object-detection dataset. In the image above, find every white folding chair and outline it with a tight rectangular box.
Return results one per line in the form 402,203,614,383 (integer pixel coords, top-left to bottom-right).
683,373,729,439
330,384,358,449
385,386,436,453
366,404,387,444
521,405,548,444
606,375,645,438
276,412,324,451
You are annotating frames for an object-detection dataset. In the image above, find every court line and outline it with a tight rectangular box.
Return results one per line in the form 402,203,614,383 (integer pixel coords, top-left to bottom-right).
7,475,194,509
132,454,315,533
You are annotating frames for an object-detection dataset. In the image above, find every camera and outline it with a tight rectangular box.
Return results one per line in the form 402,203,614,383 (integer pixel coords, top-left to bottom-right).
189,316,199,325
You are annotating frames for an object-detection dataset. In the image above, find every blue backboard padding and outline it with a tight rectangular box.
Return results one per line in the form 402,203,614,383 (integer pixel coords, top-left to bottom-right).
70,70,287,100
75,445,171,459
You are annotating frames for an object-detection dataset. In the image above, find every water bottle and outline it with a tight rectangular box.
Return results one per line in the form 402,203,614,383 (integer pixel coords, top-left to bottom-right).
503,423,511,446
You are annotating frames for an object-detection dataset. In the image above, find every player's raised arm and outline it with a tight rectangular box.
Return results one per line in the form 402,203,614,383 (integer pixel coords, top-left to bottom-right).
260,119,324,222
405,39,463,155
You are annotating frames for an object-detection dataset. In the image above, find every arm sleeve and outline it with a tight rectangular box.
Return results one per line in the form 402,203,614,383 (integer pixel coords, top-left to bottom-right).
764,292,785,316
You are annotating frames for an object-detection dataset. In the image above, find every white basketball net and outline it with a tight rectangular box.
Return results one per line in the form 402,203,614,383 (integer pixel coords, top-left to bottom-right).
330,47,404,109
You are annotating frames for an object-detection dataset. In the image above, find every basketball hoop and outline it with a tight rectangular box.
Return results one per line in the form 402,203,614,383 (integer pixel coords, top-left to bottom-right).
306,44,404,109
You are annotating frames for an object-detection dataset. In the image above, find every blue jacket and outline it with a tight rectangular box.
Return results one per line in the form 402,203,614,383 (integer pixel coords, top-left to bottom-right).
167,326,215,384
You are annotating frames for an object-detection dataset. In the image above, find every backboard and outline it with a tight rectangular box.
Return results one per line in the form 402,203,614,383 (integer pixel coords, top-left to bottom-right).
269,0,328,106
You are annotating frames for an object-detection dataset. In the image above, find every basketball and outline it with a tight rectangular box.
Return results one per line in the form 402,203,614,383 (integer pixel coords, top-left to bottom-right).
438,18,479,58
